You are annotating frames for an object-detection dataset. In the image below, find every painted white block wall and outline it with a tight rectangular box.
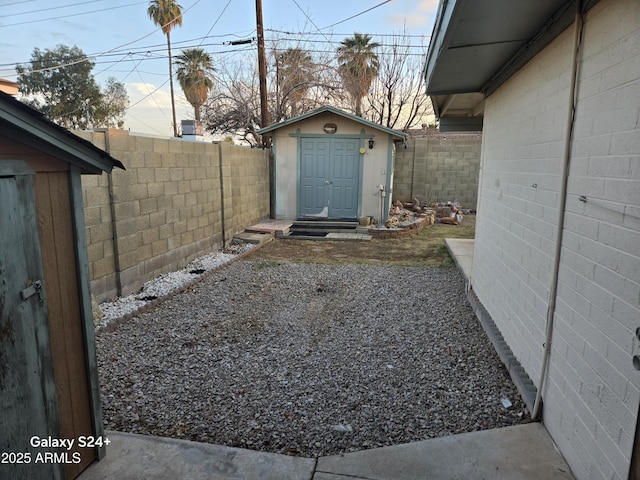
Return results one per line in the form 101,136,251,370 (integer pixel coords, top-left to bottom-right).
473,0,640,478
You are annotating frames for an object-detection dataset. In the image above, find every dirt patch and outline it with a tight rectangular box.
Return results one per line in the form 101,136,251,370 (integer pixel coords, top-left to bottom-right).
247,215,475,267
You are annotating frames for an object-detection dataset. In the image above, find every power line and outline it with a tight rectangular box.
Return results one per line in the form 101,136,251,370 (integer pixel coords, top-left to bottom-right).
0,0,104,18
289,0,332,45
6,0,204,75
5,41,422,79
125,110,172,136
269,46,427,57
197,0,234,48
267,37,428,49
133,59,170,121
318,0,392,31
266,29,431,39
0,1,147,28
0,32,256,68
2,0,36,6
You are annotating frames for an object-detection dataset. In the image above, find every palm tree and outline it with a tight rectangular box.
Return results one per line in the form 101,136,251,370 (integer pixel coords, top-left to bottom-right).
147,0,183,137
337,33,380,117
277,48,314,118
175,48,214,123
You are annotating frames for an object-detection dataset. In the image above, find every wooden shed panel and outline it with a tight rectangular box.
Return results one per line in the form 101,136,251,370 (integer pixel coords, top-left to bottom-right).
34,172,95,478
0,135,69,173
0,171,62,480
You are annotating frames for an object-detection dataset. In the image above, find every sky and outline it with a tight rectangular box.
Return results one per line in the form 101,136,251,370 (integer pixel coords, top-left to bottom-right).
0,0,440,137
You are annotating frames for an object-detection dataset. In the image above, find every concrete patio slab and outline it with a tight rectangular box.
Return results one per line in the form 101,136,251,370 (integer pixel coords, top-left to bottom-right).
80,431,316,480
314,423,574,480
79,424,574,480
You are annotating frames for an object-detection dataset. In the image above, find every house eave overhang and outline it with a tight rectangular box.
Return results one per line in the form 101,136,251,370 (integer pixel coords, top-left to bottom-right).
424,0,600,124
257,105,407,140
0,91,125,174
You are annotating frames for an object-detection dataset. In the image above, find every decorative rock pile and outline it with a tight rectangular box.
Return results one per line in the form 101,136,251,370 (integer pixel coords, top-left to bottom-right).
381,198,464,231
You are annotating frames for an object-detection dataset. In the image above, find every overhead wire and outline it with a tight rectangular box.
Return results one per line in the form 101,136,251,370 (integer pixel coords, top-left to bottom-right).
6,0,431,134
133,55,170,122
0,1,148,28
196,0,234,48
9,0,204,132
266,28,430,39
4,0,427,72
0,0,104,18
6,0,202,73
318,0,392,30
125,110,171,136
3,0,37,6
289,0,333,45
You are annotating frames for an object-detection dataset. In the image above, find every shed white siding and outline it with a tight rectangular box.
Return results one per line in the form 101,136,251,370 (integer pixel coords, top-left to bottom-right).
473,0,640,478
271,111,394,220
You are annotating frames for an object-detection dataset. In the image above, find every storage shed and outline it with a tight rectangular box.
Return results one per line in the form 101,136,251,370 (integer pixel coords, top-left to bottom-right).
257,106,406,222
0,91,124,479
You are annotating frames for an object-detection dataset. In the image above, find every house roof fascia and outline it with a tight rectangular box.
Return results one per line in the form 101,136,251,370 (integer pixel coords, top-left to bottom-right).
0,91,125,174
257,105,407,139
424,0,601,98
423,0,460,94
482,0,601,96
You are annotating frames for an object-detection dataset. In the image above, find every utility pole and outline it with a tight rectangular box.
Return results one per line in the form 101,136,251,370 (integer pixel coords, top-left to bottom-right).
255,0,270,146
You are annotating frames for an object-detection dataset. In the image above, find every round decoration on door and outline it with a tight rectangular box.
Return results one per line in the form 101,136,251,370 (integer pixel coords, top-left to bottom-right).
359,147,366,154
323,123,337,134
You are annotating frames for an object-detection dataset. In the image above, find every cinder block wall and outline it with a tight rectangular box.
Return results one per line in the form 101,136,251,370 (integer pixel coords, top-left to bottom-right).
473,0,640,478
77,130,269,302
394,132,481,209
223,142,270,233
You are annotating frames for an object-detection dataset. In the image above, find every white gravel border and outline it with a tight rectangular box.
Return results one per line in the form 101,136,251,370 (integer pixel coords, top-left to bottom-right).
95,243,257,331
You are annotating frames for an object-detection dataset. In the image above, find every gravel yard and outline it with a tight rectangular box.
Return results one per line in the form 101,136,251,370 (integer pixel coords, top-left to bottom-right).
96,259,526,457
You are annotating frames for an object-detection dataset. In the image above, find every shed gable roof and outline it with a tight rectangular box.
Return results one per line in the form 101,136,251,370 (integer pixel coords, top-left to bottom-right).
257,105,407,139
0,91,124,174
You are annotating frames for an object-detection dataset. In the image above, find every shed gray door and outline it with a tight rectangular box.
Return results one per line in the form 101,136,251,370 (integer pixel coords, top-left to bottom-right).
300,137,360,219
0,166,62,480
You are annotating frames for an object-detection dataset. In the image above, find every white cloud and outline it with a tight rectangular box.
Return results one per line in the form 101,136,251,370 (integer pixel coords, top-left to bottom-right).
385,13,429,27
124,82,194,137
128,82,171,108
385,0,440,30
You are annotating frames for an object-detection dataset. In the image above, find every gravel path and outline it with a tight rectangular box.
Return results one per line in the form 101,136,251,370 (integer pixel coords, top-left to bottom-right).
96,260,526,457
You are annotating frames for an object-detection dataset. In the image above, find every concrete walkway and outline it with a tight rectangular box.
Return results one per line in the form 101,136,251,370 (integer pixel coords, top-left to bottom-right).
80,424,574,479
444,238,474,284
80,237,575,480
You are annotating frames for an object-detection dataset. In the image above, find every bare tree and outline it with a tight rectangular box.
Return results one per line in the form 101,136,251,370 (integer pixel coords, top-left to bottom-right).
365,32,433,131
203,60,262,146
202,32,432,142
203,39,345,145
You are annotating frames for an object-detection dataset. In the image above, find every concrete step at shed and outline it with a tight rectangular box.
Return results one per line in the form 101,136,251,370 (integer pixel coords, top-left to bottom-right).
288,220,359,236
232,231,274,245
244,219,293,237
